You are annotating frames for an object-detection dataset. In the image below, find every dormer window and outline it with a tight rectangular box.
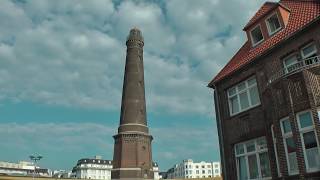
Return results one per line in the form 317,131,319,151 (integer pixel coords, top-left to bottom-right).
250,25,264,46
266,13,281,35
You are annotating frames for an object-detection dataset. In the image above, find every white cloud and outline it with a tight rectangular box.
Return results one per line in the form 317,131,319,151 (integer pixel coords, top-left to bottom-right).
0,122,115,151
0,122,218,170
0,0,267,115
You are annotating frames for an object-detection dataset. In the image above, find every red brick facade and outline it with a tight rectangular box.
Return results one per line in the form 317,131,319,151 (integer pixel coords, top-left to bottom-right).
209,1,320,179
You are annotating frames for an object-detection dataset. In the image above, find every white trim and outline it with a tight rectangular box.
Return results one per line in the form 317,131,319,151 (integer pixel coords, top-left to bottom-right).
271,125,281,177
112,168,141,170
296,110,320,173
280,117,299,175
265,12,282,36
250,24,264,47
228,76,261,116
120,123,148,127
300,42,318,59
118,131,150,135
282,54,298,74
234,137,271,180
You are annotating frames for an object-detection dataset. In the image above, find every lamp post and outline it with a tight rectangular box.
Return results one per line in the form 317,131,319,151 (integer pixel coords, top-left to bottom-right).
29,154,43,180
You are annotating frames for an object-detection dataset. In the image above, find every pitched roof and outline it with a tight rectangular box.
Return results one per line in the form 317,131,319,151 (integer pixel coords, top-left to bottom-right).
209,0,320,86
243,2,279,30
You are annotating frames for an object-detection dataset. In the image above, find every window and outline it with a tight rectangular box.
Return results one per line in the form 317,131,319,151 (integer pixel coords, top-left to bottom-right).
227,77,260,115
250,25,264,46
271,125,281,177
300,42,319,66
208,170,211,174
196,165,199,168
280,117,299,175
189,170,192,174
235,137,271,180
283,54,298,73
301,43,317,59
266,13,281,35
296,111,320,172
196,170,199,174
202,170,205,174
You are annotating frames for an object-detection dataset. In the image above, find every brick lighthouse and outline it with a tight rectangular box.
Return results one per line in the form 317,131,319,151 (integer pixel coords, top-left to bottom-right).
111,28,154,180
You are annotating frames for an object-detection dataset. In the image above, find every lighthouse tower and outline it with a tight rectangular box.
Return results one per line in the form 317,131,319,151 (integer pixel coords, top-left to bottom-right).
111,28,154,180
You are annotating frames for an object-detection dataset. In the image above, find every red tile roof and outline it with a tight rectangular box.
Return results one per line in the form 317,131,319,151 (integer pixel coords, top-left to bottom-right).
209,0,320,86
243,2,278,30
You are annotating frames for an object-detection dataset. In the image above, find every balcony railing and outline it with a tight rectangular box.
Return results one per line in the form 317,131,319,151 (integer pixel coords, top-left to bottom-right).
268,55,320,84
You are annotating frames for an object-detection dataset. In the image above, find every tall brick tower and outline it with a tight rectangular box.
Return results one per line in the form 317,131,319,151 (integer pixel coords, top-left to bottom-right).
111,28,154,180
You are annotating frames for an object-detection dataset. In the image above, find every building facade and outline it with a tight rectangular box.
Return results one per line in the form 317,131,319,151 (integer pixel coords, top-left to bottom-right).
208,0,320,180
166,159,221,179
0,161,50,177
72,156,160,180
72,156,112,180
153,162,160,180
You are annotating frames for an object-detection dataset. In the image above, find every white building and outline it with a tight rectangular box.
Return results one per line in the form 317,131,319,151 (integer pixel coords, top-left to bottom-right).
52,170,74,178
166,159,221,179
153,162,160,180
72,156,160,180
0,161,50,177
72,156,112,180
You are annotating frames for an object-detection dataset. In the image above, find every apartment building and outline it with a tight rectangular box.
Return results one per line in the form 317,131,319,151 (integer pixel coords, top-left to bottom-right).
166,159,221,179
208,0,320,179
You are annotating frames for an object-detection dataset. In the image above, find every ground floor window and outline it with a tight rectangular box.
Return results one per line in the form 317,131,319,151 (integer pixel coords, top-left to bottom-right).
280,117,299,175
297,111,320,172
235,137,271,180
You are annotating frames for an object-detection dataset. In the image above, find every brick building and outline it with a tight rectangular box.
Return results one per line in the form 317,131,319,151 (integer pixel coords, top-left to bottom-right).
208,0,320,180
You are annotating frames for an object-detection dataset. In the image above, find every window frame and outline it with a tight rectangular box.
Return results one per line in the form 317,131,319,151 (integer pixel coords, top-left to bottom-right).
227,76,261,116
282,53,298,74
296,110,320,172
300,42,318,59
234,137,271,180
265,12,282,36
280,117,299,175
250,24,265,46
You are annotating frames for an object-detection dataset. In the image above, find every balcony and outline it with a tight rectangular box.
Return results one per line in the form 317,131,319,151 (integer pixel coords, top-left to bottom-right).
268,55,320,84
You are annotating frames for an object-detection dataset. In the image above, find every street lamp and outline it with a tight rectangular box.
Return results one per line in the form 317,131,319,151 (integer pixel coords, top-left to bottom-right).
29,154,43,180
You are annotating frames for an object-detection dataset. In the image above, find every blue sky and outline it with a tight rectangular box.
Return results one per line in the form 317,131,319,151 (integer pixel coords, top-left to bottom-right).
0,0,267,171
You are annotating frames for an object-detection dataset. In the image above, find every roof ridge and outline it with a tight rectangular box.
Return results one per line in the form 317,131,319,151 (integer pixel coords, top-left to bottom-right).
280,0,319,2
209,0,320,85
243,2,279,30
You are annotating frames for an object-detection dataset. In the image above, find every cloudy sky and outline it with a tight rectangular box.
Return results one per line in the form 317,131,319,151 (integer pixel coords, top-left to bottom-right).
0,0,267,171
